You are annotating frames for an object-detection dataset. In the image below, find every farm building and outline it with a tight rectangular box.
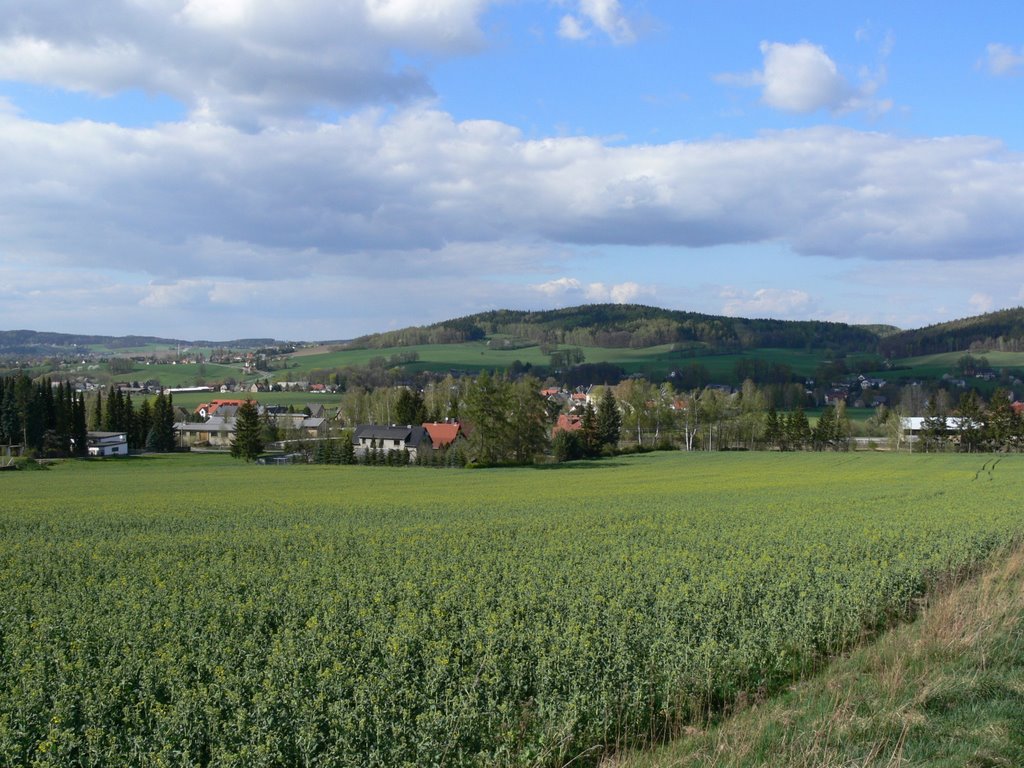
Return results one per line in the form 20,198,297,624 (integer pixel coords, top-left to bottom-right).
86,431,129,457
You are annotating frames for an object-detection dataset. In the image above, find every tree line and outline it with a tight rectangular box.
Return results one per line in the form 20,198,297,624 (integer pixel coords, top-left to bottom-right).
0,375,87,457
0,375,179,457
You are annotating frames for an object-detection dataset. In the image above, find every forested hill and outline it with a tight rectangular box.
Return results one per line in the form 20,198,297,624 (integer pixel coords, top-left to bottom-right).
879,307,1024,358
348,304,884,353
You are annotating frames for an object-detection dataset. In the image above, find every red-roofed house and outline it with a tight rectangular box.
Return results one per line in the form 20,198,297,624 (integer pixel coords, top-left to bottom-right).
552,413,582,438
195,399,246,419
422,422,465,450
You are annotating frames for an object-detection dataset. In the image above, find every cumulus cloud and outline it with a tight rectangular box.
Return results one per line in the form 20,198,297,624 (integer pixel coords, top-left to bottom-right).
532,277,651,304
534,277,583,296
982,43,1024,76
3,107,1024,293
558,0,636,45
717,40,890,115
968,292,995,314
720,287,813,318
0,0,492,126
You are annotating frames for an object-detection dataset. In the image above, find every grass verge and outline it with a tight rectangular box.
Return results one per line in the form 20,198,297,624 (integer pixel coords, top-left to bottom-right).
605,545,1024,768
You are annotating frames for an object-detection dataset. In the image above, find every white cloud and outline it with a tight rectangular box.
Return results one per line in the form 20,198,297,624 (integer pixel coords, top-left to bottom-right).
4,108,1024,270
982,43,1024,76
717,40,890,115
761,41,849,113
720,287,813,318
586,281,648,303
968,292,995,314
558,0,635,45
0,0,492,126
3,105,1024,337
140,280,213,309
532,276,650,304
558,15,589,41
534,277,584,296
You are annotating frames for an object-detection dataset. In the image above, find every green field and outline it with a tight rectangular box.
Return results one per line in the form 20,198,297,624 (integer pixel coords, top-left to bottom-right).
283,342,836,381
2,453,1022,766
884,350,1024,380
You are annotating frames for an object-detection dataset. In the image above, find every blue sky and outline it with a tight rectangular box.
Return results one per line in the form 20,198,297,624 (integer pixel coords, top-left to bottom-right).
1,1,1023,340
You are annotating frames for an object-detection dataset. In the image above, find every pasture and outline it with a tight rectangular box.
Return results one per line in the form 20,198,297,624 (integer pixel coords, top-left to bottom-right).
1,452,1022,766
282,342,835,381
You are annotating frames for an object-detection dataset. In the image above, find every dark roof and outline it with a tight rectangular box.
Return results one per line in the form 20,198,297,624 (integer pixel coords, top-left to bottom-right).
352,424,430,448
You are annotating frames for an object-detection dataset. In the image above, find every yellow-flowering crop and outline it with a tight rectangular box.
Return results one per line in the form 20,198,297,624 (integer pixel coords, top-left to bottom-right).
0,452,1021,766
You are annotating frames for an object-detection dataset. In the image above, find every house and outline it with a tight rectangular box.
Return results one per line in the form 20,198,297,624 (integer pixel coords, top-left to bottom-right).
301,417,328,439
86,431,128,457
195,399,246,419
269,413,327,438
305,403,326,419
352,424,432,462
422,421,464,450
174,416,236,448
551,413,582,438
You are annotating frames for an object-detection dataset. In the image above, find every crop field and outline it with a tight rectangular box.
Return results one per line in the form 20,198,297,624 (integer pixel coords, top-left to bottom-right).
1,453,1022,766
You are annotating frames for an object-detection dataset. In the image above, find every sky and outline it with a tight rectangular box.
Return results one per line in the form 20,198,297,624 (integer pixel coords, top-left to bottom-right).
2,1,1024,341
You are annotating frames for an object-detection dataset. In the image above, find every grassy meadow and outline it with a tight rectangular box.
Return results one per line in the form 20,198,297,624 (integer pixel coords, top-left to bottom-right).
2,452,1023,766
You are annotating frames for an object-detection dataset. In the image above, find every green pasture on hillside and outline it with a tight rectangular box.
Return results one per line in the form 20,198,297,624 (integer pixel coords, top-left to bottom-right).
119,361,257,387
885,350,1024,380
282,342,834,382
2,453,1022,766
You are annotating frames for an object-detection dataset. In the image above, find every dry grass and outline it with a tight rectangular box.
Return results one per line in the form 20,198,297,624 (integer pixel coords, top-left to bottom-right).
604,545,1024,768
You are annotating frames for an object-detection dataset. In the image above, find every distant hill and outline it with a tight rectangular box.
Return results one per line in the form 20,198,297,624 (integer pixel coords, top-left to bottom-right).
0,330,282,357
349,304,884,354
879,307,1024,358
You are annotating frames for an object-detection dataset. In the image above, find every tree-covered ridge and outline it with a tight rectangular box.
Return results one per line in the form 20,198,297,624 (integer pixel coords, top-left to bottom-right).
880,306,1024,358
0,330,283,357
350,304,884,352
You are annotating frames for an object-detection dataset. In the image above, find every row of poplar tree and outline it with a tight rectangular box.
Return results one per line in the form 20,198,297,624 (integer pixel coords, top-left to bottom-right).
0,374,177,456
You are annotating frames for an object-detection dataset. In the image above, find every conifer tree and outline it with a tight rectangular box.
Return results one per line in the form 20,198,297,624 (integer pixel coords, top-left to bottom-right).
91,390,103,431
72,393,88,456
231,399,264,461
595,386,622,452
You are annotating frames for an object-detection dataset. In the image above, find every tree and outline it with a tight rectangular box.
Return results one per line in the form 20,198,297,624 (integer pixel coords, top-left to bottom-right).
134,399,152,450
764,405,782,450
394,388,427,426
463,370,509,466
146,392,176,452
231,399,264,461
579,400,599,457
785,406,811,450
504,377,549,464
595,386,622,452
72,392,88,457
921,396,946,453
984,387,1017,451
552,429,584,462
885,406,906,452
90,390,103,431
956,390,983,453
812,405,837,450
